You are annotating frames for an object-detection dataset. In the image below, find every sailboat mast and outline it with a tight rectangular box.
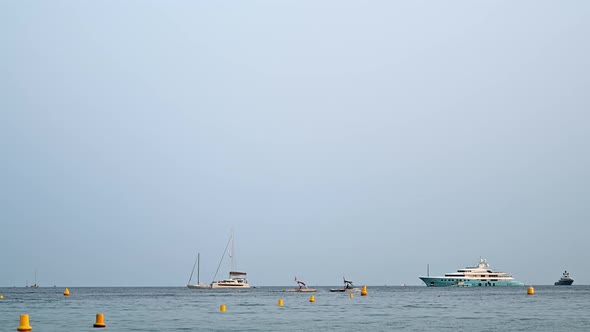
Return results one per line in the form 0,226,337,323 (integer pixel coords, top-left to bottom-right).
229,229,234,272
188,255,198,285
197,253,200,285
212,234,232,282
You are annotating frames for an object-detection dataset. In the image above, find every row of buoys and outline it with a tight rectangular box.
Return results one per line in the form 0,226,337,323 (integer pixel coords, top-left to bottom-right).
8,288,71,298
219,290,364,312
15,288,74,330
218,285,536,313
16,313,106,330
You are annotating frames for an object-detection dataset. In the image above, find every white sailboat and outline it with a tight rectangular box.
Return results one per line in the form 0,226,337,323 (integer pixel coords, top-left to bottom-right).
210,230,250,289
187,253,211,289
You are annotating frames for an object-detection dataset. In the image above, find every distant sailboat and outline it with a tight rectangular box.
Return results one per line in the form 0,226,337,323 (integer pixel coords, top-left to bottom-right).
29,269,39,288
187,253,211,289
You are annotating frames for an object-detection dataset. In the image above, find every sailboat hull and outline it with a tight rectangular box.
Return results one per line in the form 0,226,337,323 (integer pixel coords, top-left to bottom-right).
285,288,316,292
187,253,212,289
210,278,250,289
187,284,211,289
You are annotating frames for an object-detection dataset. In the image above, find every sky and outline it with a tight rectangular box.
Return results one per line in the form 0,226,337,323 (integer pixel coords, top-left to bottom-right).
1,1,589,287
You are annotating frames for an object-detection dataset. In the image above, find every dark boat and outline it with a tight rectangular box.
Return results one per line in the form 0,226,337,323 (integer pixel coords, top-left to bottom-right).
554,270,574,285
330,277,360,292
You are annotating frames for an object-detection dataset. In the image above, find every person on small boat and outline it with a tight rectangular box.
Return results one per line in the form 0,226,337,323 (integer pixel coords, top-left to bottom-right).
344,279,354,289
295,277,307,289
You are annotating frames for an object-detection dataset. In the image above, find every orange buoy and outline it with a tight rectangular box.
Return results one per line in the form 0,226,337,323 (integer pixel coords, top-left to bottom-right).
361,285,367,296
278,298,284,306
309,295,315,303
93,313,106,328
220,304,226,312
17,314,32,331
527,286,535,295
63,288,70,296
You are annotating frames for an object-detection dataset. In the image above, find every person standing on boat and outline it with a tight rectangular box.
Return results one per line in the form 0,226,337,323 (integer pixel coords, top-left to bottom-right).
344,278,354,289
295,277,307,289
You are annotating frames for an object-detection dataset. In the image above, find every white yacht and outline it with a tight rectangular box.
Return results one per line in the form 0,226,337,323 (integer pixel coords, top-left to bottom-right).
419,258,524,287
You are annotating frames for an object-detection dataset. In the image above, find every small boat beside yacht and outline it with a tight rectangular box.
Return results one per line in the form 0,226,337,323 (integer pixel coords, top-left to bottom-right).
419,258,524,287
554,270,574,285
284,276,316,292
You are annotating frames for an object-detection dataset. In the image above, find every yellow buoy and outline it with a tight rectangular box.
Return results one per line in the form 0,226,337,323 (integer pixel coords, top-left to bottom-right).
349,293,354,299
17,314,32,332
278,298,284,306
361,285,367,296
309,295,315,303
0,295,4,299
220,304,226,312
63,288,70,296
93,313,106,328
527,286,535,295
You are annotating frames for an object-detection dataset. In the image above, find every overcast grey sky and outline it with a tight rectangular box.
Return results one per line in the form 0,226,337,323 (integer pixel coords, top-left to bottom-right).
2,1,589,287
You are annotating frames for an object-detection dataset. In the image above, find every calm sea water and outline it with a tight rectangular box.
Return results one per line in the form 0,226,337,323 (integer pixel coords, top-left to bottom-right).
1,286,589,331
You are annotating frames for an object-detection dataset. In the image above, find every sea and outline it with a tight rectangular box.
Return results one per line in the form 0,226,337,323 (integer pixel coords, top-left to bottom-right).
1,285,589,331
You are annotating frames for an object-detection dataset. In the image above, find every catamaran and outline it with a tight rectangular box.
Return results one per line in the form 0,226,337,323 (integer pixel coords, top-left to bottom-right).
210,230,250,289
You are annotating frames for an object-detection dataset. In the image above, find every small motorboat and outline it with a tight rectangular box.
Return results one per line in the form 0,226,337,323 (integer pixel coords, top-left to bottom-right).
330,277,361,292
